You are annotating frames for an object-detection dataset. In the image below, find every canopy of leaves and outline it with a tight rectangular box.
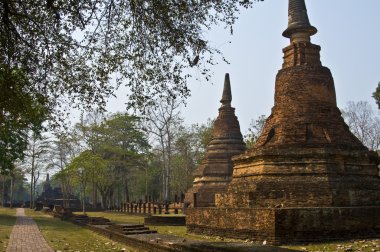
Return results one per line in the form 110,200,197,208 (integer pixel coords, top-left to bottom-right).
67,112,150,203
1,0,261,119
0,66,48,171
1,0,262,171
67,150,107,185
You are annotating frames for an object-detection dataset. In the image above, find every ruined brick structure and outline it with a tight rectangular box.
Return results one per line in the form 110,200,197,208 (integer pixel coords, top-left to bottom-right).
186,0,380,244
184,73,246,207
37,174,81,209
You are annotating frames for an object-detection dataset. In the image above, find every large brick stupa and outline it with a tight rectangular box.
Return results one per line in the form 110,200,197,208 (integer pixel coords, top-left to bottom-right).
184,73,246,208
186,0,380,244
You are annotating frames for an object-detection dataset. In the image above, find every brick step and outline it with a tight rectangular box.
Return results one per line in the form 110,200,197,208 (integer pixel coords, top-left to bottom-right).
122,226,149,231
109,226,149,232
90,221,113,225
88,217,112,225
122,229,157,235
117,224,145,228
106,224,157,235
75,215,89,220
72,215,113,225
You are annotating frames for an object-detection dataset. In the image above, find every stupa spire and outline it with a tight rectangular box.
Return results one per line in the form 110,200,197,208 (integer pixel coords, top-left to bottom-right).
283,0,317,42
220,73,232,106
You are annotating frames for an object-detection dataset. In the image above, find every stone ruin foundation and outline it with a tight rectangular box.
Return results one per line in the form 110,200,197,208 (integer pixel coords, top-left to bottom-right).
186,0,380,245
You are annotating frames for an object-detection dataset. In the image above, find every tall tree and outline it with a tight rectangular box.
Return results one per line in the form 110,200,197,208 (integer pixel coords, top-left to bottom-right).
22,132,50,208
74,111,106,206
49,132,78,207
59,112,150,209
67,150,106,214
191,119,215,164
171,125,201,196
144,98,182,201
244,115,267,148
97,113,149,207
342,101,380,151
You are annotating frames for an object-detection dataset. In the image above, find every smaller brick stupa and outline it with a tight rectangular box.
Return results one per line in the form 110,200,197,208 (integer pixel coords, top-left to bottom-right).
184,73,246,207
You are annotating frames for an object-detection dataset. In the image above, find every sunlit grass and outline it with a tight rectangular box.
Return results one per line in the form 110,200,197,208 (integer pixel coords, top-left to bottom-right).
25,209,139,252
6,207,379,252
0,207,16,252
76,211,145,224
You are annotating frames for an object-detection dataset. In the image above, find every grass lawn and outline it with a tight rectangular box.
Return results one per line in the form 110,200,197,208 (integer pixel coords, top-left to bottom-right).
76,211,145,225
25,209,139,252
80,211,248,243
0,207,16,252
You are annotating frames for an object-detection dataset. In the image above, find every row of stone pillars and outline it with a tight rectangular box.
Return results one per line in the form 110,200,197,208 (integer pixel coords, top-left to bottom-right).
108,193,186,214
109,202,184,215
109,202,184,214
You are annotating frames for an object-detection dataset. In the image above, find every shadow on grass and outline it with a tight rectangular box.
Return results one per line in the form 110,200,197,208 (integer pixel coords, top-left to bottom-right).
32,216,83,231
0,214,16,227
23,210,81,231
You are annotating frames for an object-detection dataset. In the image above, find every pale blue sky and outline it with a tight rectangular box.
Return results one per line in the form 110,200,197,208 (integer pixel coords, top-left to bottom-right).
107,0,380,133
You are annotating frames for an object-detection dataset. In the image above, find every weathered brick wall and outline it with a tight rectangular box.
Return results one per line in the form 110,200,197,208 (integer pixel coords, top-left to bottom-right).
219,148,380,208
144,216,185,226
255,64,365,150
282,42,321,68
186,208,275,242
274,207,380,244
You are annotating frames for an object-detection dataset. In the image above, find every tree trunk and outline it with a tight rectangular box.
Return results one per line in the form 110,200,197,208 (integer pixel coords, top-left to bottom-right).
1,176,5,207
98,187,107,209
92,180,97,209
159,133,166,202
61,180,67,208
101,193,107,209
165,124,173,202
117,188,121,208
10,176,14,208
124,179,129,203
82,189,86,214
32,171,39,209
81,180,86,214
29,175,33,208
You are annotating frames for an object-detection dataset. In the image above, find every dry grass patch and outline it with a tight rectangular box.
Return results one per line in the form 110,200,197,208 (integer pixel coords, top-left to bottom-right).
0,207,16,252
285,239,380,252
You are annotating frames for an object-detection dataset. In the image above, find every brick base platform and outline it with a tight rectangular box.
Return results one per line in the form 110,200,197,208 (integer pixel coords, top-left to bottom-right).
186,206,380,245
